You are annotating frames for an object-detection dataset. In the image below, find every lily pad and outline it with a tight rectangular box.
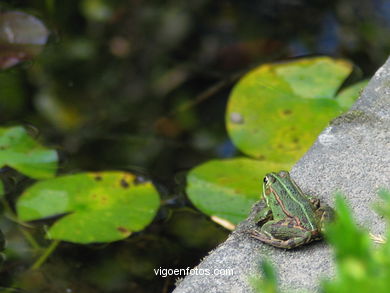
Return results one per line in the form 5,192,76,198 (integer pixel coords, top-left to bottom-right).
16,172,160,243
0,126,58,178
336,79,369,110
274,58,352,99
186,158,291,224
226,57,358,162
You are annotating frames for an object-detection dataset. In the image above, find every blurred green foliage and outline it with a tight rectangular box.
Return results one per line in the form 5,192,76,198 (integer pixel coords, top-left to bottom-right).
322,191,390,292
251,260,279,293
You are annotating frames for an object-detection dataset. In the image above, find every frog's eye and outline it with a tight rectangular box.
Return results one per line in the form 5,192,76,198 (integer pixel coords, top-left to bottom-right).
263,177,268,184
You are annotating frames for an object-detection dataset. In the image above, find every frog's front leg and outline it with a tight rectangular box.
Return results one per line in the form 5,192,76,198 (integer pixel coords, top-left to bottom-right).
253,199,272,226
250,219,312,249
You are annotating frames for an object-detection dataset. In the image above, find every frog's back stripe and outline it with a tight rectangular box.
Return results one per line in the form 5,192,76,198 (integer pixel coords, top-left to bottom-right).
269,186,301,225
273,175,316,231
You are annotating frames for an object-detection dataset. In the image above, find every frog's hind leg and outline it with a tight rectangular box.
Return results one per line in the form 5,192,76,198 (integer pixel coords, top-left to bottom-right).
250,219,312,249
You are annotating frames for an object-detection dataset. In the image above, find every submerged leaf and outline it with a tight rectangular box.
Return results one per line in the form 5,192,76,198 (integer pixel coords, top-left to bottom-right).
17,172,160,243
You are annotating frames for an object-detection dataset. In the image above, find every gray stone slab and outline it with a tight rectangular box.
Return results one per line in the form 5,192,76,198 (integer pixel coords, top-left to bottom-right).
173,57,390,293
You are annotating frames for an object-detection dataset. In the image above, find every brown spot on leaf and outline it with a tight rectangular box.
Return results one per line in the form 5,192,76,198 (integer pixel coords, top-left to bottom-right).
120,178,129,188
94,175,102,181
117,226,130,235
283,109,292,115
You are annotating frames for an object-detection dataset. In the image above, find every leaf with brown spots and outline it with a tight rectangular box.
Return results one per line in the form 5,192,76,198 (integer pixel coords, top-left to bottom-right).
16,171,160,244
226,57,365,162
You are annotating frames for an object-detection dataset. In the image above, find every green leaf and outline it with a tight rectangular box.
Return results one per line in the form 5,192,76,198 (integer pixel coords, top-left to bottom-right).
324,194,371,261
0,126,58,178
336,80,369,110
250,259,279,293
16,172,160,243
320,192,390,293
275,58,352,99
226,57,355,161
186,158,291,224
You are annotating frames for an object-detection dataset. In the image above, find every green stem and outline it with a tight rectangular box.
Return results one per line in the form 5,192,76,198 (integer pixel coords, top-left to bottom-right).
19,228,41,250
31,239,60,270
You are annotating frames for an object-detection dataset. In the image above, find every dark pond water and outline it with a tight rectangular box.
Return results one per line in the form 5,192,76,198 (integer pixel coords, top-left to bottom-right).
0,0,389,292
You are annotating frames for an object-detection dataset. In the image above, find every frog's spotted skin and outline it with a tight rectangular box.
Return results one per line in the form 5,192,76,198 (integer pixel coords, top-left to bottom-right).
250,171,334,249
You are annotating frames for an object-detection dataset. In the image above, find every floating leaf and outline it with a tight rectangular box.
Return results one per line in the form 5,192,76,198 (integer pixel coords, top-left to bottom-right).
17,172,160,243
0,126,57,178
226,57,357,162
336,79,369,110
274,58,351,99
0,11,49,69
186,158,291,224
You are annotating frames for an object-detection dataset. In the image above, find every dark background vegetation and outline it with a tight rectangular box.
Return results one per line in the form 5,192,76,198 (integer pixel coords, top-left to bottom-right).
0,0,389,292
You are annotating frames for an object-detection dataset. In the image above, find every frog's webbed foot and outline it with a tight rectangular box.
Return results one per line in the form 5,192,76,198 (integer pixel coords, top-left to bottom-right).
250,219,313,249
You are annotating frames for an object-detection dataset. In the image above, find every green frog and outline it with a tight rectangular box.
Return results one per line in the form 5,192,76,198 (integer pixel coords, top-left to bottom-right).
250,171,334,249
